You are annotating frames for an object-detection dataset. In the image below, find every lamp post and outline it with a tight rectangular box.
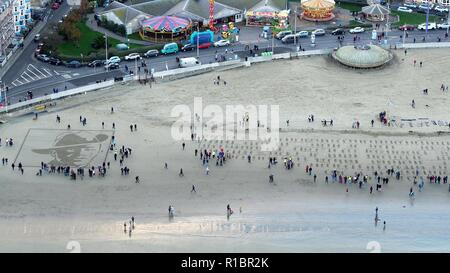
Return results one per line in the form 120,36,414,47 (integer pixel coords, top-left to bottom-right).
104,33,108,71
447,4,450,35
196,22,200,58
0,81,7,113
294,9,297,46
272,33,274,53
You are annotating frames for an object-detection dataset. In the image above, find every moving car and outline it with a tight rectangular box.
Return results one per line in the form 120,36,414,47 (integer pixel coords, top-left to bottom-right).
349,27,365,34
144,49,159,57
106,56,121,64
437,23,450,29
104,62,119,70
181,43,196,52
178,57,201,68
398,24,415,31
297,31,309,38
331,28,345,35
417,22,437,30
435,6,449,12
397,6,413,13
51,3,60,9
36,54,50,62
275,30,293,39
66,60,81,68
214,39,231,47
124,53,141,61
198,43,211,49
88,60,105,67
312,29,325,36
161,42,179,54
48,57,62,66
34,34,40,42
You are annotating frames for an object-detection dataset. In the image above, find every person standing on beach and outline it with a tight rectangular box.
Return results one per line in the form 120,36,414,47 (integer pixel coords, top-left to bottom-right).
182,142,185,150
383,221,386,231
191,185,196,193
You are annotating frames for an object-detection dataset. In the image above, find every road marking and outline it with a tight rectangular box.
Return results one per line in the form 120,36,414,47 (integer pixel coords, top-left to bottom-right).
21,74,31,82
22,72,34,81
43,68,53,76
29,64,47,77
72,73,80,76
26,68,42,79
62,74,72,79
54,70,60,75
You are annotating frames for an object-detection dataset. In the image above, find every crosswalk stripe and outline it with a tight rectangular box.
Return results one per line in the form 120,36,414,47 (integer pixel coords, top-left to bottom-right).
21,75,31,82
29,64,47,78
43,68,53,76
26,68,42,79
22,72,34,81
53,70,60,75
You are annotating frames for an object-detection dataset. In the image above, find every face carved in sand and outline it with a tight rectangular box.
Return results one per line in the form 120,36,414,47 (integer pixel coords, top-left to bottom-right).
32,132,109,167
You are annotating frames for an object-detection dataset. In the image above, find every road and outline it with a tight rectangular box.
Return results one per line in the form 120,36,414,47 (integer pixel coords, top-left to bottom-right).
1,7,450,105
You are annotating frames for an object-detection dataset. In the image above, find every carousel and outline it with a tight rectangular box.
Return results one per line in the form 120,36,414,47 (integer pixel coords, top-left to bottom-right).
301,0,336,22
139,15,192,42
361,4,390,22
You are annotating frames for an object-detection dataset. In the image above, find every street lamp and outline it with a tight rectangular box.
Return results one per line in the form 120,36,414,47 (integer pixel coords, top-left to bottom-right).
104,33,108,71
293,9,297,46
196,22,200,58
0,81,7,113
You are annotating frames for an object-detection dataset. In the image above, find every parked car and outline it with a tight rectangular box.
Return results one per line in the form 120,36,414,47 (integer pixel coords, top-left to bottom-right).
66,60,81,68
48,57,62,66
161,42,179,54
124,53,141,61
331,28,345,35
398,24,415,31
403,3,417,9
106,56,121,64
397,6,413,13
51,3,60,9
144,49,159,57
181,43,196,52
104,62,119,70
36,54,50,62
437,23,450,29
88,60,105,67
275,30,293,39
349,27,365,34
435,6,449,12
312,29,325,36
418,3,434,10
35,42,44,55
417,22,437,30
33,34,41,42
214,39,231,47
297,31,309,38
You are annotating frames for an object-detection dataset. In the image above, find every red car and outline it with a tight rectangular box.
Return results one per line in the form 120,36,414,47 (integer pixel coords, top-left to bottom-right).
198,42,212,49
51,3,60,9
398,24,415,31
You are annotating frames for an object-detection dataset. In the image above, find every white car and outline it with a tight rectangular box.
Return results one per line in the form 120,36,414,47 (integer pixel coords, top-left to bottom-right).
397,6,413,13
124,53,141,61
435,6,449,12
312,29,325,36
403,3,417,8
417,22,437,30
418,3,434,10
214,39,230,47
349,27,365,34
106,56,121,64
438,23,450,29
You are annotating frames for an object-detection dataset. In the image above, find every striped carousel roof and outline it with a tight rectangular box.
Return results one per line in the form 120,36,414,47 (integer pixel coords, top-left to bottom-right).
140,15,191,32
301,0,335,10
361,4,390,16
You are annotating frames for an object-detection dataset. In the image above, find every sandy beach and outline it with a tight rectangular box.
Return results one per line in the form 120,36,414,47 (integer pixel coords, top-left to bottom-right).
0,48,450,252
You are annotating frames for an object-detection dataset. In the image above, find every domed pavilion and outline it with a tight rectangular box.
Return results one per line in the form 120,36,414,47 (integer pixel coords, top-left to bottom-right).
332,45,393,68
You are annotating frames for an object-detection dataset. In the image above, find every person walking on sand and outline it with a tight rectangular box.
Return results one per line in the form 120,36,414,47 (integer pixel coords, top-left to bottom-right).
135,176,140,183
124,222,127,233
182,142,185,150
191,185,196,193
206,166,210,175
179,168,184,177
383,221,386,231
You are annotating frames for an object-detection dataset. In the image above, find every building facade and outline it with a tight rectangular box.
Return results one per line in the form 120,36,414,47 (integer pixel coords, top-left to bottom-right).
12,0,32,35
0,0,14,57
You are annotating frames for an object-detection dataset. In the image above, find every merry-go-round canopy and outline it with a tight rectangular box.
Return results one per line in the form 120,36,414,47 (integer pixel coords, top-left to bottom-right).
140,15,192,33
301,0,335,11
